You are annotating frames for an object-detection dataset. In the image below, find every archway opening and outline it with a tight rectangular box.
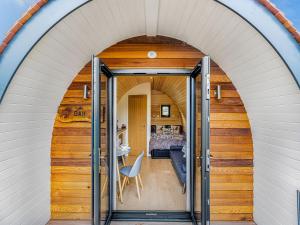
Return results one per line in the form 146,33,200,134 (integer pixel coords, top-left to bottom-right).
50,36,253,223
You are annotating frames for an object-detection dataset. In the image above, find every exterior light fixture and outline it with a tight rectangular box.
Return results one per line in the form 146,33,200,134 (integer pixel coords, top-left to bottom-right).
83,84,89,99
147,50,157,58
215,84,221,100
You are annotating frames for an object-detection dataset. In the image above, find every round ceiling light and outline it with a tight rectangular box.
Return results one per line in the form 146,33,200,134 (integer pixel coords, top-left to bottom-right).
147,50,157,58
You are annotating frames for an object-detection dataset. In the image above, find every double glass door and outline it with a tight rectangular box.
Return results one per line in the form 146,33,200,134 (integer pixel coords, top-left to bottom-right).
91,56,113,225
91,56,211,225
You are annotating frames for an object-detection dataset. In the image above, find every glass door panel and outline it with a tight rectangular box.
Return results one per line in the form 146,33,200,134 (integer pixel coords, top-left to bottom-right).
100,73,109,224
193,56,211,225
195,74,202,221
201,56,211,225
92,56,111,225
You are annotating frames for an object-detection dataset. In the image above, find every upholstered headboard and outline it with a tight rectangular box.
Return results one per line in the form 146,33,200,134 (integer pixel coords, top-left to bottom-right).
151,125,183,135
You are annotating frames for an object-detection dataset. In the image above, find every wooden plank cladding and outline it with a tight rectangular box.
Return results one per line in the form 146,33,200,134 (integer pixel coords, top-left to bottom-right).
208,56,253,221
51,36,253,221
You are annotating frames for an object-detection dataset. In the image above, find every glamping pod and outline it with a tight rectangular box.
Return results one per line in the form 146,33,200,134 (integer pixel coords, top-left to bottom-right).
0,1,299,225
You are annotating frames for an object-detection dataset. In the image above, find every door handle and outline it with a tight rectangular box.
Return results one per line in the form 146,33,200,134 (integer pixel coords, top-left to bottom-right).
206,149,210,172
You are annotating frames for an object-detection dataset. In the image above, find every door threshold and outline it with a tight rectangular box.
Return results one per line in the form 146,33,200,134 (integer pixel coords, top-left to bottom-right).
111,210,192,222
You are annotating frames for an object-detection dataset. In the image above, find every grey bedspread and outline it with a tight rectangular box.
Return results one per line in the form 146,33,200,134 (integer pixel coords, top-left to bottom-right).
149,133,186,151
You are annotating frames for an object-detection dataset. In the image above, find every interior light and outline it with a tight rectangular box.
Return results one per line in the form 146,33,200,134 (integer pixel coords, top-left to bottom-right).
147,51,157,58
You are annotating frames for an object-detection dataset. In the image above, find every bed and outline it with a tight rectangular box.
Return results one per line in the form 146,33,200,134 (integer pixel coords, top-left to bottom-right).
149,125,185,154
149,125,187,192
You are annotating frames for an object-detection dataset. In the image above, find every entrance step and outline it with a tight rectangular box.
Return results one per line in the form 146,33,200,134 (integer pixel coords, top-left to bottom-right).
110,222,191,225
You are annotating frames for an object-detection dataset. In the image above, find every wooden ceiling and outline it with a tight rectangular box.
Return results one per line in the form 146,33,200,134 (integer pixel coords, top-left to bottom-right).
117,76,187,117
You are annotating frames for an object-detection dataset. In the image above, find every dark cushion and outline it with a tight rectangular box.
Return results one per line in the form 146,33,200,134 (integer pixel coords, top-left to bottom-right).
181,163,186,173
170,145,183,151
151,149,170,158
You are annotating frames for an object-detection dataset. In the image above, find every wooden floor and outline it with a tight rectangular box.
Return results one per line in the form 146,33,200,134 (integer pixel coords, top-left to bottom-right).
48,220,256,225
116,157,186,211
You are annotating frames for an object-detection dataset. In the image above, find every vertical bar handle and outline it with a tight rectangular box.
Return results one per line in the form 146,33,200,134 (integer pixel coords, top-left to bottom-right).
206,149,210,172
206,73,210,100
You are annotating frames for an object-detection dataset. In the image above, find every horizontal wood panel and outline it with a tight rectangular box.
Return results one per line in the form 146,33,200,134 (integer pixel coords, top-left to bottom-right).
211,152,253,160
51,159,91,167
211,198,253,206
51,166,91,174
211,190,253,199
212,159,253,167
211,183,253,191
51,212,90,220
211,175,253,183
211,206,253,214
51,204,90,213
211,167,253,175
211,213,253,221
211,144,253,152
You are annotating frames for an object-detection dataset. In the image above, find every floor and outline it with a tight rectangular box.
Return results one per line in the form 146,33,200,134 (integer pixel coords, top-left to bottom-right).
116,157,186,211
48,220,256,225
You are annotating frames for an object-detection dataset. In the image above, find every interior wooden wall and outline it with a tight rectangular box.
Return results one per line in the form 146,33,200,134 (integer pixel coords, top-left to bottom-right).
151,89,183,126
51,36,253,221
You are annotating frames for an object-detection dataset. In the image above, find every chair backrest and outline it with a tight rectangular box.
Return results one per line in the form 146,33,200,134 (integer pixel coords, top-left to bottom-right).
129,151,144,177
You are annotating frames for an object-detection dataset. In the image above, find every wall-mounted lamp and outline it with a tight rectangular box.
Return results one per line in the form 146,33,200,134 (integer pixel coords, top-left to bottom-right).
83,84,89,99
214,84,221,100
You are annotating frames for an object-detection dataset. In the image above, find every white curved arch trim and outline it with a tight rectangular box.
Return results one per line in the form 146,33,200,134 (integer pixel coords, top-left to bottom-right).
117,82,152,157
0,1,299,225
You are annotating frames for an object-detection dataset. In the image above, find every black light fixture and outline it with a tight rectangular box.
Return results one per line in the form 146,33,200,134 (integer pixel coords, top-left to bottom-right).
83,84,89,99
214,84,221,100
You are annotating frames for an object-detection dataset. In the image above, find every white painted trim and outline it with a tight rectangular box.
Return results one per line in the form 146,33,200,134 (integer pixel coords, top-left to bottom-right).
117,82,151,157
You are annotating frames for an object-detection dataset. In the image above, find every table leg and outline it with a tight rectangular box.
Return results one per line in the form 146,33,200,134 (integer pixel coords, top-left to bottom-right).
122,155,130,185
121,156,126,166
116,162,123,203
101,176,108,198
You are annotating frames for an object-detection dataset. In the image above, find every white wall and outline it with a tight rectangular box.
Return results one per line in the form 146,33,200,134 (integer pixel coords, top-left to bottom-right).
117,82,151,156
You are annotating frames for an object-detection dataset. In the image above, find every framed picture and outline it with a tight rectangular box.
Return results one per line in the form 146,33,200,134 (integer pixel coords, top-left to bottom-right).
161,105,170,117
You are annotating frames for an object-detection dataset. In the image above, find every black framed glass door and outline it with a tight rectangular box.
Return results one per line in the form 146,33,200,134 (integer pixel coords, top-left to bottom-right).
92,57,210,225
191,56,211,225
92,56,113,225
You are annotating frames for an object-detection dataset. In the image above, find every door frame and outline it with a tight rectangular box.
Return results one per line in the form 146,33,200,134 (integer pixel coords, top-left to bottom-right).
92,56,211,225
91,56,114,225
